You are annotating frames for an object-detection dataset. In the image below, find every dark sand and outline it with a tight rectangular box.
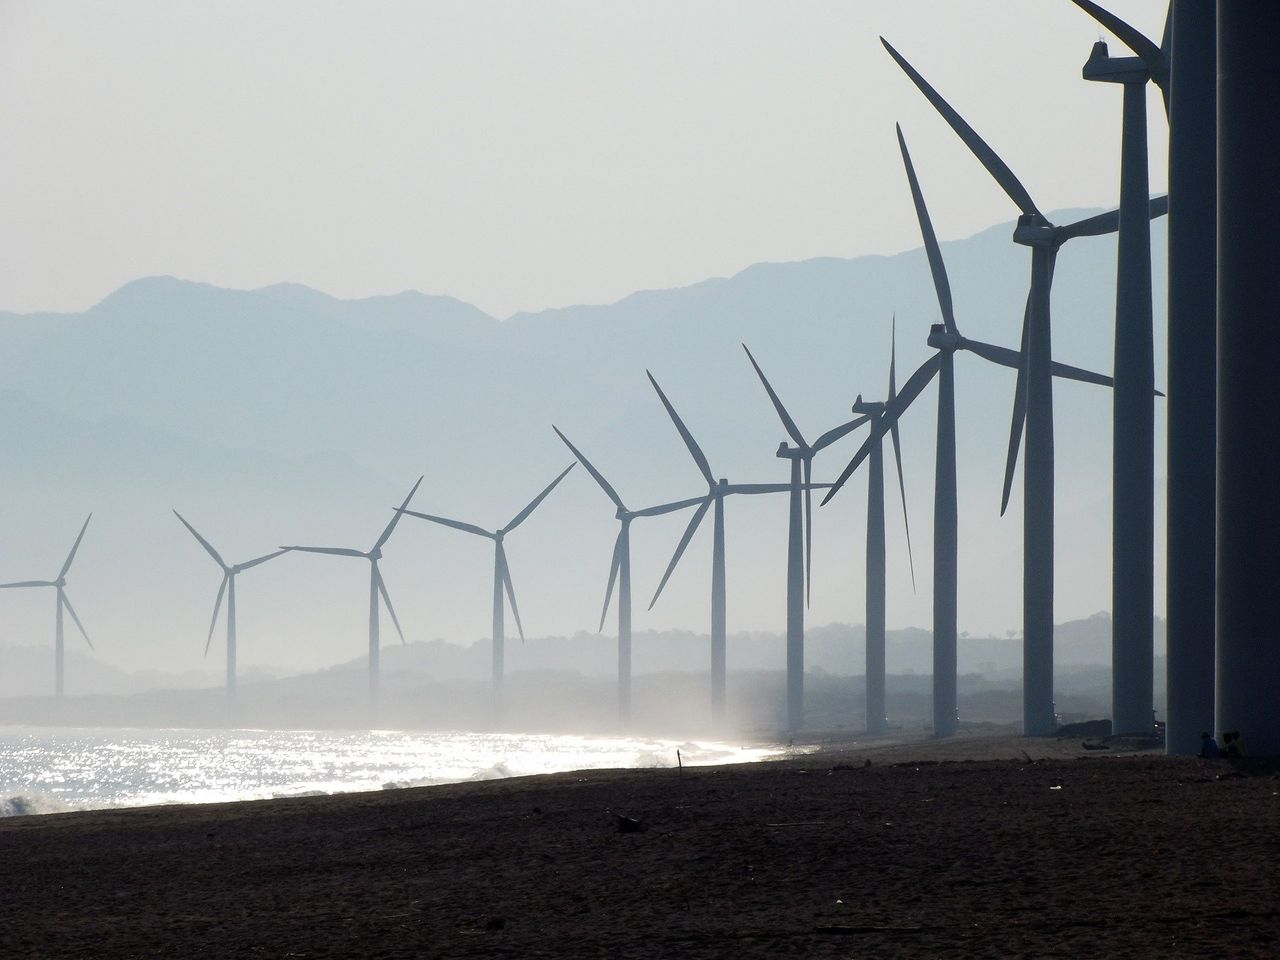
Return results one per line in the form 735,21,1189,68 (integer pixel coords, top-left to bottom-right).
2,731,1277,958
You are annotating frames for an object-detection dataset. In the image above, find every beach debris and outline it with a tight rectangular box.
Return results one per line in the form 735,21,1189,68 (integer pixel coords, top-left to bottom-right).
615,814,647,834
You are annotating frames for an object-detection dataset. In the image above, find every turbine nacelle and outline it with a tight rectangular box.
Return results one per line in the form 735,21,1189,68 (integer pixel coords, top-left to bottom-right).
367,547,382,562
851,396,886,417
775,442,806,460
927,323,962,351
1013,214,1056,247
1082,40,1149,84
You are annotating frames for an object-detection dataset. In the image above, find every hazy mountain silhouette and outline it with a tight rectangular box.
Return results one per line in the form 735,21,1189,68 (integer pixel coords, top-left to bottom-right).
0,210,1167,681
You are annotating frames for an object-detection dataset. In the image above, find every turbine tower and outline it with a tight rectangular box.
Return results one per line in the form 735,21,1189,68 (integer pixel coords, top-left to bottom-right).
882,38,1166,735
1071,0,1170,736
742,344,868,733
0,515,94,697
645,371,811,720
824,124,1121,738
173,511,287,697
848,322,915,736
553,425,703,724
397,463,575,715
280,477,422,698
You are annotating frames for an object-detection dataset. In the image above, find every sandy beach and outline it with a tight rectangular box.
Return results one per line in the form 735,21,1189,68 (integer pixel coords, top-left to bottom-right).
2,730,1277,958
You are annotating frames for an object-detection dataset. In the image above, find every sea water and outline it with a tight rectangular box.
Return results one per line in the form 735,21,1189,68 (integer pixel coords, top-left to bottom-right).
0,726,774,816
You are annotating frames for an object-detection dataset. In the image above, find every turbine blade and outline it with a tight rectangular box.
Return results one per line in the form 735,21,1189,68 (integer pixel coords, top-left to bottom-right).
498,545,525,643
890,412,916,593
812,415,872,453
599,530,623,633
742,344,807,449
803,457,813,608
278,546,367,558
647,371,715,486
896,124,958,335
504,462,575,533
397,510,494,539
648,496,711,610
173,510,227,569
725,483,795,495
375,566,405,644
374,476,424,551
205,574,229,657
61,592,92,651
1000,294,1032,517
553,426,626,511
1056,195,1168,242
821,354,942,506
236,549,288,572
58,514,92,581
962,338,1022,370
882,38,1041,219
1051,360,1115,389
0,580,55,589
632,496,707,518
1069,0,1166,79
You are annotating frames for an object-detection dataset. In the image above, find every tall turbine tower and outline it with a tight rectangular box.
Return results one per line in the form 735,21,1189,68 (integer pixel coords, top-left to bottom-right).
280,477,422,698
849,323,915,735
882,38,1166,735
742,345,868,733
397,463,575,715
824,125,1120,738
173,511,287,697
1070,0,1171,737
645,371,812,720
0,515,94,697
553,425,702,724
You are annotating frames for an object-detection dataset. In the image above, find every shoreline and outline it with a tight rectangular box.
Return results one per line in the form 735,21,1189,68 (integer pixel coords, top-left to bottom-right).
6,730,1273,957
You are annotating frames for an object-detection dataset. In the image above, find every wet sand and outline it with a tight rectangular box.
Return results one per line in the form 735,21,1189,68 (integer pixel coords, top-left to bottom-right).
2,731,1277,958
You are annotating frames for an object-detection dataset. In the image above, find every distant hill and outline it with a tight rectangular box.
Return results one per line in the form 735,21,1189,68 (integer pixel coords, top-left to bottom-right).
0,210,1168,684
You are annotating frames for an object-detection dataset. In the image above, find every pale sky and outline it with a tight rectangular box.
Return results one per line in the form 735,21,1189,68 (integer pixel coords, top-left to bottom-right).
1,0,1169,319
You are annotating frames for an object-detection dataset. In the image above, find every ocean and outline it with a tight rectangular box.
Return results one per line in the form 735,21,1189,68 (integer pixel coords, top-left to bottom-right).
0,726,775,816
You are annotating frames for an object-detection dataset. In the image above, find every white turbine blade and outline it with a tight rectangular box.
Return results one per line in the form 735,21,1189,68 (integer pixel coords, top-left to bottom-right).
279,546,367,558
632,496,706,518
61,592,93,651
505,462,576,534
399,509,494,539
742,344,808,449
599,530,623,633
206,574,229,656
647,371,715,486
237,549,288,572
374,566,405,644
498,545,525,643
648,496,711,611
58,514,92,581
0,580,55,589
813,415,872,453
374,476,425,551
172,510,227,569
553,426,626,511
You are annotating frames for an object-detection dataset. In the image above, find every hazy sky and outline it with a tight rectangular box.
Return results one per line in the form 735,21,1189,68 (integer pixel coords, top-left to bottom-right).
1,1,1169,318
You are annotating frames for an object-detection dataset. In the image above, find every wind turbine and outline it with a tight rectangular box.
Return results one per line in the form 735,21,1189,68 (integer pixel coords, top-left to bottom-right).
1072,0,1170,736
280,477,422,698
882,37,1167,735
552,425,704,724
0,515,93,697
173,511,287,697
824,124,1125,738
397,463,575,714
741,344,869,733
645,370,819,721
848,321,915,736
